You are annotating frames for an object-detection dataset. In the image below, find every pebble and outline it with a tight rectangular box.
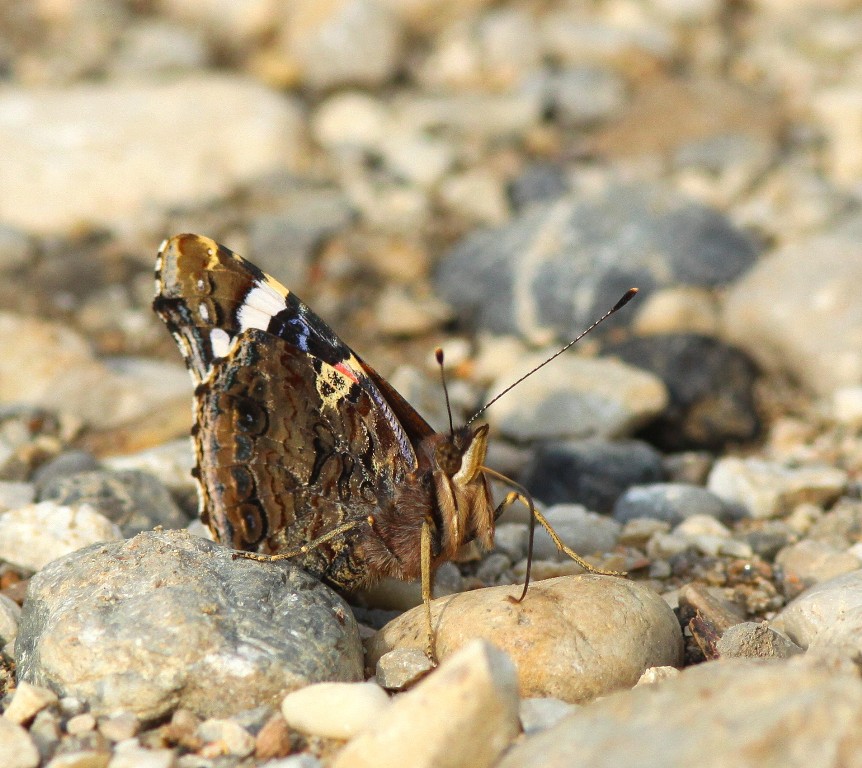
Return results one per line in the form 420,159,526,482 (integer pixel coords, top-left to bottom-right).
722,218,862,396
606,333,761,451
0,716,40,768
280,682,390,740
0,594,21,649
707,457,847,519
715,621,802,660
97,713,139,743
484,354,667,441
101,440,196,495
311,91,389,150
3,681,58,725
497,658,862,768
522,438,664,511
0,76,303,234
15,531,363,721
613,483,732,526
374,649,434,691
546,66,628,127
434,185,757,342
774,569,862,655
368,576,683,703
65,714,96,736
332,641,519,768
0,501,122,571
832,386,862,426
38,469,188,537
196,717,255,757
108,745,175,768
632,286,720,337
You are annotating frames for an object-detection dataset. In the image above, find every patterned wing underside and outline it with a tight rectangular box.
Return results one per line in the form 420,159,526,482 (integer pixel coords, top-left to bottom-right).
152,234,436,586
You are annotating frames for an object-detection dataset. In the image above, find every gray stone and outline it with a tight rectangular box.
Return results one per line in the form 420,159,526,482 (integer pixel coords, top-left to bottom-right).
519,697,577,734
613,483,732,526
15,530,363,721
0,226,31,272
31,452,100,491
497,658,862,768
333,641,519,768
102,440,196,495
523,438,664,512
547,66,628,127
38,469,188,537
368,576,683,704
484,354,667,441
375,648,433,691
0,593,21,649
435,186,757,343
530,504,621,562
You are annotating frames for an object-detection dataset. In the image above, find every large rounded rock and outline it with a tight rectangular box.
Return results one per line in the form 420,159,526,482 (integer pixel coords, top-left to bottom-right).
367,575,682,704
497,658,862,768
15,530,363,721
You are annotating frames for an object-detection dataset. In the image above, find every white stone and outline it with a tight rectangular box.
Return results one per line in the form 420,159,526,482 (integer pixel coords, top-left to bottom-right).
0,717,39,768
0,482,35,512
0,502,121,571
196,718,255,757
312,92,389,150
832,386,862,426
707,457,847,519
333,641,519,768
3,682,58,725
281,681,391,740
0,76,302,233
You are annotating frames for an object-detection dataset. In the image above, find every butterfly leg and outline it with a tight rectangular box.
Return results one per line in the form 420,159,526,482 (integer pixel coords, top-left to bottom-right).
231,517,373,562
420,518,438,666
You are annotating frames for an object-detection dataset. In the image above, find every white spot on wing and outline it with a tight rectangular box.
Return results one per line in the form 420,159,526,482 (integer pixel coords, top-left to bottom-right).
210,328,232,358
199,303,210,323
237,281,288,332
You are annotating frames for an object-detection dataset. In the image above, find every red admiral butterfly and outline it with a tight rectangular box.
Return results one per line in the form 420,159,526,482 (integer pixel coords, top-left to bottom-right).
154,234,636,659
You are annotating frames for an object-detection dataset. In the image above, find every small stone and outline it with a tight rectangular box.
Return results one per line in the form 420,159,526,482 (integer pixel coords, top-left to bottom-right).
107,745,174,768
0,501,122,571
632,286,720,337
97,713,139,742
3,681,58,725
530,504,621,562
614,483,731,526
254,712,293,761
197,718,255,757
776,539,861,589
716,622,802,660
519,698,577,734
375,286,452,337
0,716,39,768
832,386,862,426
31,452,100,490
707,457,847,519
485,355,667,442
66,713,96,735
375,649,433,691
0,594,21,648
281,682,390,740
547,66,628,127
368,576,682,704
312,91,389,150
332,641,519,768
635,666,680,686
102,440,195,495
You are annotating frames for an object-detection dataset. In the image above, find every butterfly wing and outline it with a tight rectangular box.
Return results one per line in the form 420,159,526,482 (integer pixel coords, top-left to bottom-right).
154,234,436,586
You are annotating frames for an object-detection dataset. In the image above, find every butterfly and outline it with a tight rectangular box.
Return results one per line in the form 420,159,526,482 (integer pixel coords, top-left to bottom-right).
153,234,636,660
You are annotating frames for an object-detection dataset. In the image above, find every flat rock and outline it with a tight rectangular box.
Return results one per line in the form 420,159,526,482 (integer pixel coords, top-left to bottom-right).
497,658,862,768
707,457,847,519
367,575,683,704
484,355,667,441
715,622,802,660
523,438,664,511
15,530,363,721
0,76,303,233
333,640,519,768
722,218,862,396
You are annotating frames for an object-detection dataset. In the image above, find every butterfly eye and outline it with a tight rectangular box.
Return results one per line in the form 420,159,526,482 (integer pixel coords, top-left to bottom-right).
435,440,463,476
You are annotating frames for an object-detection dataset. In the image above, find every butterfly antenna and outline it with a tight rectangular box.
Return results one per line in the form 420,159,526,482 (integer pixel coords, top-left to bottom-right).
435,347,456,439
467,288,639,426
